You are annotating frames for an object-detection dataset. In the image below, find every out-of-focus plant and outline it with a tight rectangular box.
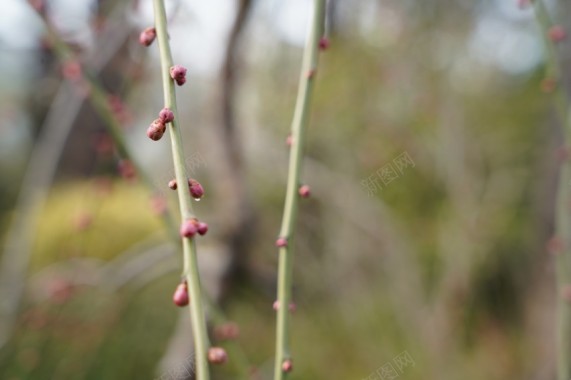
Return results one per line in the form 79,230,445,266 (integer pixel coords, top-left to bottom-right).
529,0,571,378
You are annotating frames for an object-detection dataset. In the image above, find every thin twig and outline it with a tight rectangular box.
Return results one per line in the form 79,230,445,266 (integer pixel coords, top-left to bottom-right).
274,1,326,378
152,1,211,378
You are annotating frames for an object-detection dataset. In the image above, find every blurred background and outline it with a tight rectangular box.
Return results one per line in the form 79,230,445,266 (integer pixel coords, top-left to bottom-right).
0,0,565,379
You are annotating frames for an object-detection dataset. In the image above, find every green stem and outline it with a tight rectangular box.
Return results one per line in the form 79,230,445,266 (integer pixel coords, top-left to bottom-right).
274,1,325,379
532,2,571,379
152,1,211,379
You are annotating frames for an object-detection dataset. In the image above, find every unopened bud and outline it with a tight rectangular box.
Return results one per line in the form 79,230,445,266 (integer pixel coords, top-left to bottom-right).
281,359,293,373
197,221,209,236
214,322,240,341
147,119,166,141
159,107,175,123
188,179,204,199
170,65,187,86
549,25,566,42
208,347,228,364
139,27,157,47
180,219,198,238
319,37,330,51
298,185,311,198
173,282,189,307
275,237,288,248
168,179,178,190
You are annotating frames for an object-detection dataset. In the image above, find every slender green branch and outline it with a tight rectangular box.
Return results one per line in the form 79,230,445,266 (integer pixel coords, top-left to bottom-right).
532,2,571,379
274,1,326,379
152,1,211,379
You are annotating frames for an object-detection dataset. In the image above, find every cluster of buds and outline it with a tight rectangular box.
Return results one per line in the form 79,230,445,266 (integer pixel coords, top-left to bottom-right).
179,218,209,238
168,178,205,200
170,65,187,86
139,27,157,47
172,281,189,307
146,107,175,141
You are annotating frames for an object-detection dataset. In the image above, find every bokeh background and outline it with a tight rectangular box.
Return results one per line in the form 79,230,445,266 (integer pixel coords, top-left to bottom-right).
0,0,565,379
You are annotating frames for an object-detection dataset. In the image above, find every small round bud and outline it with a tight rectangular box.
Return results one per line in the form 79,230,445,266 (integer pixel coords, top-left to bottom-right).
562,284,571,303
298,185,311,198
170,65,187,86
549,25,567,42
150,195,167,215
541,78,557,93
73,212,93,232
319,37,330,51
180,220,198,238
273,300,280,311
62,60,82,82
168,179,178,190
188,179,204,200
159,107,175,123
139,27,157,47
197,222,209,236
547,235,564,255
208,347,228,364
306,69,316,79
146,119,166,141
118,159,136,179
286,134,293,147
275,237,288,248
556,145,570,163
214,322,240,341
281,359,293,373
173,282,189,307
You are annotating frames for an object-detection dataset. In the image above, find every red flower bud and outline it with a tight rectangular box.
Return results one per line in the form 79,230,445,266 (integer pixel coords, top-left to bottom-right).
282,359,293,373
180,219,198,238
173,282,189,307
159,107,175,123
549,25,567,43
118,159,136,179
275,237,288,248
208,347,228,364
319,37,330,51
298,184,311,198
139,27,157,47
188,179,204,200
170,65,187,86
214,322,240,341
197,222,209,236
147,119,166,141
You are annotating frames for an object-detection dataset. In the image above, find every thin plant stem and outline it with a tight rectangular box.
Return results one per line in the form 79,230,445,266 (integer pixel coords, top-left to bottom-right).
273,1,325,379
152,1,211,379
532,2,571,379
